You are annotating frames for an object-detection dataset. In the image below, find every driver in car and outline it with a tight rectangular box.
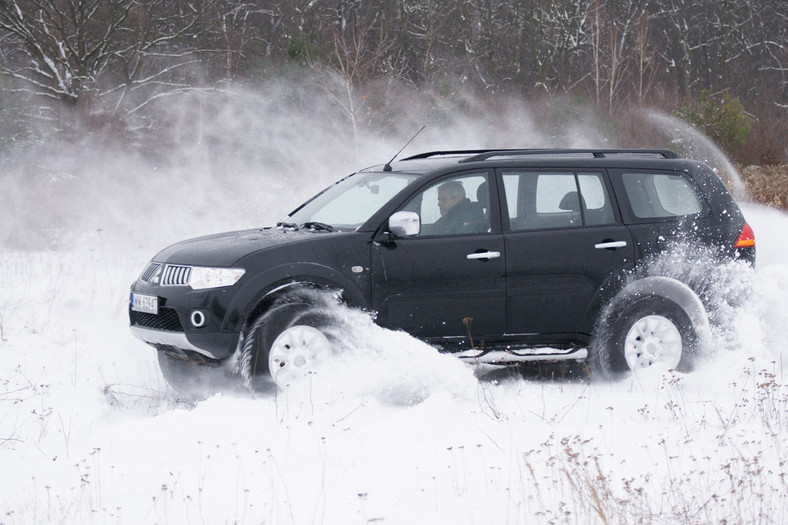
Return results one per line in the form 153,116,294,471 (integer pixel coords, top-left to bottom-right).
433,181,487,235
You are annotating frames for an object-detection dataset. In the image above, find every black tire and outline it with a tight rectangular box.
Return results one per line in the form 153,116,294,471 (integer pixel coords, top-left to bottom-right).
239,301,335,391
590,295,699,379
157,351,233,401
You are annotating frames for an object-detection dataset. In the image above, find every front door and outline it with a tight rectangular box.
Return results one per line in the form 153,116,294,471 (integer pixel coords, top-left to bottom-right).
371,171,506,343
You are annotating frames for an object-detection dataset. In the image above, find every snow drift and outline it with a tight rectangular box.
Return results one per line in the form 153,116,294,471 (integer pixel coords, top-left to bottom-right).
1,86,787,523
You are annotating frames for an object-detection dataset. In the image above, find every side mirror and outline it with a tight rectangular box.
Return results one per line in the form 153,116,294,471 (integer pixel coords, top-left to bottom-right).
388,211,420,238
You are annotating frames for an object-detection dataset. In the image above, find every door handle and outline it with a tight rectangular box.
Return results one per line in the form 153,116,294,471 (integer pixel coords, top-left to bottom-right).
594,240,627,250
467,251,501,260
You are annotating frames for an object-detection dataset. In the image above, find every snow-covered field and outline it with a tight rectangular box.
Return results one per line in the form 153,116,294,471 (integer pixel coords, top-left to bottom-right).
2,196,787,524
2,96,787,524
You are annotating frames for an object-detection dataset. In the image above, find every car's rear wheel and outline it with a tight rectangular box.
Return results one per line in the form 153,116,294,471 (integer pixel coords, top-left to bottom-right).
240,300,335,390
591,295,698,378
622,313,683,370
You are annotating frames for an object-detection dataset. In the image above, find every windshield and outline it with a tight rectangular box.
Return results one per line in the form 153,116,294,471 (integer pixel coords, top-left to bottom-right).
283,172,419,231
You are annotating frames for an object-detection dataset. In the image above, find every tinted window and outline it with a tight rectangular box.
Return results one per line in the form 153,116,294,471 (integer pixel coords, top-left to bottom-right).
578,173,616,226
622,172,702,219
535,173,577,213
503,171,615,230
403,173,490,236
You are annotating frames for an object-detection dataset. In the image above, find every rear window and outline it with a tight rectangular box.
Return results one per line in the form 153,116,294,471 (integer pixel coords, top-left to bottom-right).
622,172,703,219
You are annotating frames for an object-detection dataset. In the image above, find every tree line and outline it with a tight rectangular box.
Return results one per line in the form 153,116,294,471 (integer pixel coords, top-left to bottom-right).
1,0,785,162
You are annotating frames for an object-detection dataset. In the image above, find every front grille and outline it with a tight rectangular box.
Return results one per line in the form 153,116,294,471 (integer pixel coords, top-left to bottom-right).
130,307,184,331
161,264,192,286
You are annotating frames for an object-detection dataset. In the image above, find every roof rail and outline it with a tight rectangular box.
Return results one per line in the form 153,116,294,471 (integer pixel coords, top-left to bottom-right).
402,149,680,163
402,150,498,161
460,149,680,162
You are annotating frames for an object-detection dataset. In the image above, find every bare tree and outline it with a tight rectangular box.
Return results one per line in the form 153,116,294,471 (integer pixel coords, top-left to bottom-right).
0,0,216,131
743,0,788,110
587,0,649,112
301,1,404,153
526,0,592,95
211,1,276,80
0,0,785,157
0,1,133,109
633,12,657,104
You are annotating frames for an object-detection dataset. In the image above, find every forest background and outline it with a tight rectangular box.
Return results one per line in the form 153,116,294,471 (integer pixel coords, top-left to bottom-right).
1,0,786,209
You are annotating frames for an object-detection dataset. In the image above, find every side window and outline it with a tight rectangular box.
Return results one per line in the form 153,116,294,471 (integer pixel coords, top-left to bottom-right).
536,173,577,214
578,173,616,226
403,173,491,236
622,172,703,219
503,171,615,231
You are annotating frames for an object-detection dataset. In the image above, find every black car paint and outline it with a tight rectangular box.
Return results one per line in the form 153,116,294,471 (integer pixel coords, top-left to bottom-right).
372,230,507,339
134,229,376,360
130,153,755,363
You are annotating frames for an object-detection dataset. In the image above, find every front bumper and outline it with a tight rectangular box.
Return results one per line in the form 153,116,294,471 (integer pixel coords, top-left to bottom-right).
130,325,219,359
129,281,241,361
129,320,240,361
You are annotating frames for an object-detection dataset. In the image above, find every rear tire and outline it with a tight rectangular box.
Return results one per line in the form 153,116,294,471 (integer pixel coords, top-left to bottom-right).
590,295,699,379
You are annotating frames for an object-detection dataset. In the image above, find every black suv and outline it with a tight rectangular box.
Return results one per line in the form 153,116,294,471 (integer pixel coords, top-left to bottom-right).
129,149,755,394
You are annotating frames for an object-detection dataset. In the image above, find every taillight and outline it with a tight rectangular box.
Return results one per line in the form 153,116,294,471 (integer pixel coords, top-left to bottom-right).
734,222,755,248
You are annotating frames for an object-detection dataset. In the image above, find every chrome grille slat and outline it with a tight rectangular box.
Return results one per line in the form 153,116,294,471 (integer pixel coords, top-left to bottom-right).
161,264,192,286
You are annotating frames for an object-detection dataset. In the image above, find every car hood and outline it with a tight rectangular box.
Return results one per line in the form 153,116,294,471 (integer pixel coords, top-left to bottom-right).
153,228,313,267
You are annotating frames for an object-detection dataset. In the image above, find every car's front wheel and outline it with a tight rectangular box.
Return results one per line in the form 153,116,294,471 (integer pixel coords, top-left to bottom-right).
591,295,699,378
240,300,335,390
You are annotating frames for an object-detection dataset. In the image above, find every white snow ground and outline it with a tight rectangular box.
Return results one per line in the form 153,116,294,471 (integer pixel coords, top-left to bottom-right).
1,202,787,524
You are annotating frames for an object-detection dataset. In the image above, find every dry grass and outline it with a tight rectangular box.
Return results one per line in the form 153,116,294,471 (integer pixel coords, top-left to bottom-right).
741,165,788,210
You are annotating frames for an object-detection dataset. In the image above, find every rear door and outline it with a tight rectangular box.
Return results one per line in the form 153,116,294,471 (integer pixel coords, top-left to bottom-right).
500,169,634,339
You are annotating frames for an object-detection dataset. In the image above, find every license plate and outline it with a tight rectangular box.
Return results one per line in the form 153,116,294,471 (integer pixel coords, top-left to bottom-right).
131,293,158,315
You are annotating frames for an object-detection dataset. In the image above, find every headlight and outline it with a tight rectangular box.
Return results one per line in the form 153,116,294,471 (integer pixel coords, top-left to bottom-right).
189,267,246,290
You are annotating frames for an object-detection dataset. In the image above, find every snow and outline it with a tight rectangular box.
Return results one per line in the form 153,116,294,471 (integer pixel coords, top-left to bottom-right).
2,197,787,523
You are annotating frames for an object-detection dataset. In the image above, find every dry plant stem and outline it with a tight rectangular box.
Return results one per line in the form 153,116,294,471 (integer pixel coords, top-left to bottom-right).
741,165,788,210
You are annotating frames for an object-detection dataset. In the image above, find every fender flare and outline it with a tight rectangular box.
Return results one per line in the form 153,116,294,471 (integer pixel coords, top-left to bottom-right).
601,276,713,349
221,260,370,332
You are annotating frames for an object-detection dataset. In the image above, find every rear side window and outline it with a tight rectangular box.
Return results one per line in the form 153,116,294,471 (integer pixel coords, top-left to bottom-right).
622,172,703,219
502,171,615,231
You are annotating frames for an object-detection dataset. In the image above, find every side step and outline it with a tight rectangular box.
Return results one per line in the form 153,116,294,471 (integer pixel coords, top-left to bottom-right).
455,347,588,364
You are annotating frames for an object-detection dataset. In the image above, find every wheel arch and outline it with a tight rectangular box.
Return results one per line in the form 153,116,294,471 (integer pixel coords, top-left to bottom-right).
600,276,713,348
238,274,366,335
221,261,369,335
580,264,631,336
243,280,336,329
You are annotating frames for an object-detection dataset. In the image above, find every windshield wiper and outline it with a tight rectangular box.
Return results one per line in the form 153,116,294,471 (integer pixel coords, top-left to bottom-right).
276,221,299,230
300,221,335,232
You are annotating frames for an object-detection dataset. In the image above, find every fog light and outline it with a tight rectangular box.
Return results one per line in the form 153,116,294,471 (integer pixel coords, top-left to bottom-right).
190,310,207,328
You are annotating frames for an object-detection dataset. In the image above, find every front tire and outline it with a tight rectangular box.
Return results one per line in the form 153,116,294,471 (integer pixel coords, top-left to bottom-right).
591,295,699,379
240,301,335,390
